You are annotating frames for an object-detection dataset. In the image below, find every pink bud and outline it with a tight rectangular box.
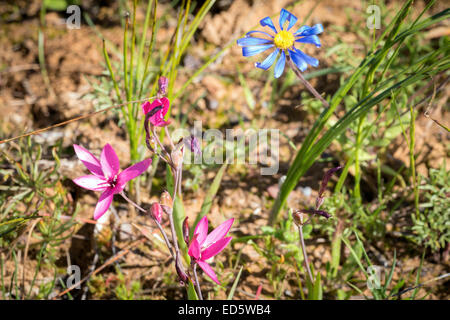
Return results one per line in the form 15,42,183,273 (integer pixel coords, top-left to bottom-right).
150,202,163,223
184,135,201,155
158,76,168,96
175,254,189,285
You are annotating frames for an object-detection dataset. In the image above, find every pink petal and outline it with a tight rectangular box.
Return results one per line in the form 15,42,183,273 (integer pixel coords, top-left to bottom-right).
201,237,232,260
73,144,103,177
203,218,234,248
153,119,171,127
188,235,201,260
73,175,107,191
100,144,120,179
144,98,171,127
116,158,151,191
143,98,164,116
93,188,114,220
141,101,151,114
197,260,220,285
152,118,171,127
160,97,170,116
193,216,209,245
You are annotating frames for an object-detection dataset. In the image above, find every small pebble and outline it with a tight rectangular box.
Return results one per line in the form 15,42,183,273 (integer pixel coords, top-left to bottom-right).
301,186,312,197
119,222,133,241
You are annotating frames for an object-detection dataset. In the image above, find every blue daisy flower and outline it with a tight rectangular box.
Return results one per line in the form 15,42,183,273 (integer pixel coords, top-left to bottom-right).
237,8,323,78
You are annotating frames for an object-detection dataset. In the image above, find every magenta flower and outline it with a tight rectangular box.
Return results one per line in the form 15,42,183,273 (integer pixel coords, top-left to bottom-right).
73,144,151,220
188,216,234,284
142,97,171,127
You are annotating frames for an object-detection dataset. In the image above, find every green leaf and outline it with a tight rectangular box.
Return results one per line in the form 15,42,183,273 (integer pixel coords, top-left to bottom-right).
187,279,199,300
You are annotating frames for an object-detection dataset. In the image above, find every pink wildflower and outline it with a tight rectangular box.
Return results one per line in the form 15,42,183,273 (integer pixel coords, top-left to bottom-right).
142,97,171,127
73,144,151,220
188,216,234,284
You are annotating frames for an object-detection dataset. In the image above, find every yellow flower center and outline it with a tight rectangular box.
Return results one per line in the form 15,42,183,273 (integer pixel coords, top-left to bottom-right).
274,30,294,50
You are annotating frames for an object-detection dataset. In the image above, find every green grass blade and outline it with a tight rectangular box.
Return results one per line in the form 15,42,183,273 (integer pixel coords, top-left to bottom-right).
227,266,243,300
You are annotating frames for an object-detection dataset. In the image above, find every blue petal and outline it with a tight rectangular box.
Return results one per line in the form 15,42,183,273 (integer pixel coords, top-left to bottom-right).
295,25,310,35
260,16,277,33
274,51,286,78
289,49,307,72
246,30,274,38
237,37,273,46
242,44,274,57
256,49,279,70
295,24,324,36
279,8,298,30
294,49,319,67
296,35,321,47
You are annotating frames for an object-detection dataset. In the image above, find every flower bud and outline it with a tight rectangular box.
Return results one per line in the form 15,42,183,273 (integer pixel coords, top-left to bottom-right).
175,254,189,285
293,209,330,227
158,76,168,96
145,134,157,153
182,217,190,247
315,197,324,211
184,135,201,155
293,210,307,227
160,190,173,208
171,147,184,169
317,165,342,207
150,202,163,223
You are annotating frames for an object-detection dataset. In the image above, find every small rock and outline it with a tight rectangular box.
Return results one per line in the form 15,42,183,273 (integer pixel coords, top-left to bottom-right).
207,98,219,110
300,186,312,197
119,223,133,241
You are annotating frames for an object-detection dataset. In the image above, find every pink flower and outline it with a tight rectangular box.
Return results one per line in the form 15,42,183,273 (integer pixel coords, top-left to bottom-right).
142,97,171,127
188,216,234,284
72,144,151,220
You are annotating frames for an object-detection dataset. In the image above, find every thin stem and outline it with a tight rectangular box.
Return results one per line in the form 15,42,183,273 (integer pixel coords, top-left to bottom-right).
287,56,329,108
193,263,203,300
178,166,183,195
119,192,175,258
167,168,184,270
120,191,146,213
164,126,176,149
297,225,314,284
152,126,171,160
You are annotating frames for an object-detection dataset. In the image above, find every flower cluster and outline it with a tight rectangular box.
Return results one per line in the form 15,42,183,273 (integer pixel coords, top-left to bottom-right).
73,76,233,298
